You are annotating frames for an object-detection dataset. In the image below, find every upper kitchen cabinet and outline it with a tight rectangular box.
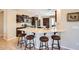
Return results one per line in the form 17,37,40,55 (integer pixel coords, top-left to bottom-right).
31,17,38,27
16,15,24,23
16,15,29,23
43,18,49,28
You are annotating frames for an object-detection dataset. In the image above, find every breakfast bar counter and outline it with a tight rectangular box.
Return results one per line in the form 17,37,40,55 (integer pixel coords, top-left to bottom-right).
17,28,64,49
17,28,64,33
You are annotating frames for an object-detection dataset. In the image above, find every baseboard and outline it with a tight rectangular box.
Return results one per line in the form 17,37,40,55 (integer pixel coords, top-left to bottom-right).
61,45,75,50
6,37,17,41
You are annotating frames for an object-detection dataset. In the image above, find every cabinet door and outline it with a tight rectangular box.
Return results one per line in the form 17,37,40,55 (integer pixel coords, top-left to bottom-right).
31,17,35,25
16,15,24,23
31,17,38,27
43,18,49,28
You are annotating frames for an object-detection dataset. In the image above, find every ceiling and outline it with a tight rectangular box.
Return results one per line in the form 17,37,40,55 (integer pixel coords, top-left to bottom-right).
0,9,56,17
19,9,56,17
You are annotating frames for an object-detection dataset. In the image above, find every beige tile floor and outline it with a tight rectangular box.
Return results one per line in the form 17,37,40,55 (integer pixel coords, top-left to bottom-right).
0,38,18,50
0,37,68,50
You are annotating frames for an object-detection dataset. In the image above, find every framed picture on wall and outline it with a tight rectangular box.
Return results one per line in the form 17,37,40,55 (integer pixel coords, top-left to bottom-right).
67,12,79,21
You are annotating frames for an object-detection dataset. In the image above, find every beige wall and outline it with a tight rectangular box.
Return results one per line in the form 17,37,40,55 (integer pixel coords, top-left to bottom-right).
3,9,33,39
0,11,4,38
56,9,64,31
16,10,33,16
6,10,17,39
60,9,79,49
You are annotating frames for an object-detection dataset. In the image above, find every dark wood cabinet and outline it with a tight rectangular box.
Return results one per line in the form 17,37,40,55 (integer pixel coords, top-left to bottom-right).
16,15,24,23
31,17,38,27
55,10,57,22
43,18,49,28
16,15,29,23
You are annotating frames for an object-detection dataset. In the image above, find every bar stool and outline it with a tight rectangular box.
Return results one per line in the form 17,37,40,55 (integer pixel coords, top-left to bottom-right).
51,32,61,50
17,31,26,48
39,33,49,50
25,33,35,50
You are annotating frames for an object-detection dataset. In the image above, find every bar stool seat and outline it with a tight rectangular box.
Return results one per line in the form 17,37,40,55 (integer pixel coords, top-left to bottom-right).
25,35,35,50
39,36,49,50
51,35,60,40
40,36,49,42
26,35,34,40
20,34,26,37
51,35,61,50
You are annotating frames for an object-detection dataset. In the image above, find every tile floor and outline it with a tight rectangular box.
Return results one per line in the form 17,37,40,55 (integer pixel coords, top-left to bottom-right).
0,38,68,50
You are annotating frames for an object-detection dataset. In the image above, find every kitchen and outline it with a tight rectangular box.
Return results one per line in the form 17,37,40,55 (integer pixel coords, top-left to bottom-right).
1,9,79,50
16,9,64,50
0,9,64,50
0,1,78,59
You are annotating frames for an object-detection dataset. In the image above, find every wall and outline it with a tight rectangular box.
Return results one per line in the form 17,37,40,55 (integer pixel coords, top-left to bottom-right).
16,9,34,16
0,11,4,38
56,9,64,31
6,10,17,39
3,10,7,39
3,9,34,40
60,9,79,50
3,10,17,39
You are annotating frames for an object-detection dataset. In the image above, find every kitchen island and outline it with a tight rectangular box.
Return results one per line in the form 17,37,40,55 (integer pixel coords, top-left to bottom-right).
17,28,64,49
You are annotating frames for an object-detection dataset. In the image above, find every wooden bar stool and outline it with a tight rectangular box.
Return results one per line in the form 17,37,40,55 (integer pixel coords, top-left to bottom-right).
39,35,49,50
17,31,26,48
25,33,35,50
51,32,61,50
